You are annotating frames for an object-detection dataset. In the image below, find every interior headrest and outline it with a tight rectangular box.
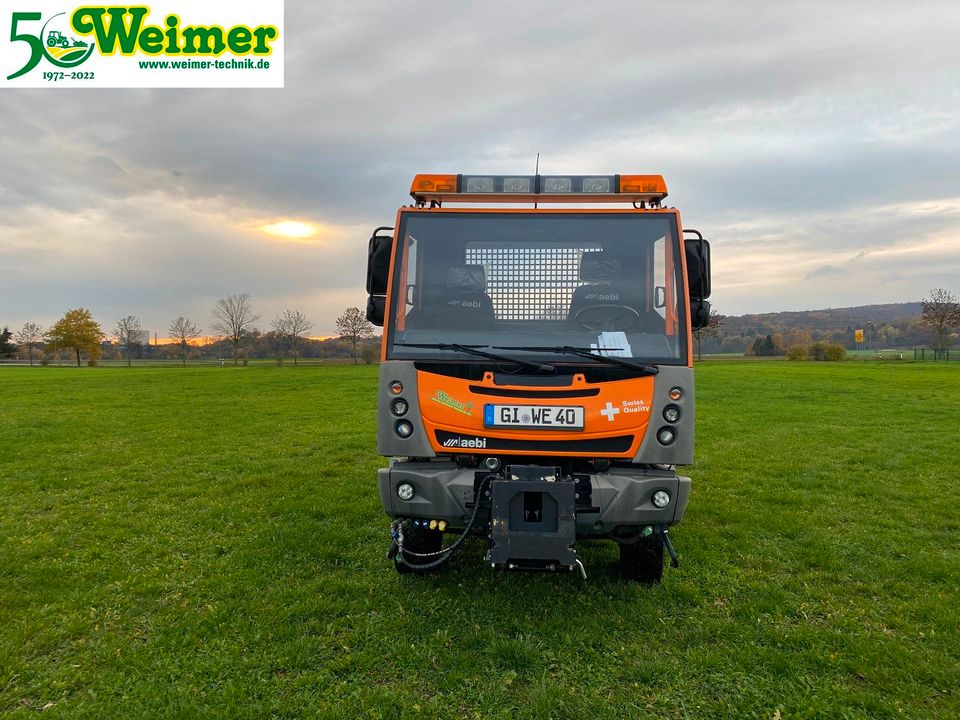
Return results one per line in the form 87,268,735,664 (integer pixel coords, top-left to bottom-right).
446,264,487,294
579,252,621,281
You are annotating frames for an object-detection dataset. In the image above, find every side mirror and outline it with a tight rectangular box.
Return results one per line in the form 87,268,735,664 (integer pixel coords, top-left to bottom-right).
366,227,394,295
690,299,711,331
684,232,711,300
366,295,385,327
366,226,393,328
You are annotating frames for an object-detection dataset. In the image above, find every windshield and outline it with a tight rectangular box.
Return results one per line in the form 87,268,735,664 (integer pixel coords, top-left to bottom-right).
385,212,687,365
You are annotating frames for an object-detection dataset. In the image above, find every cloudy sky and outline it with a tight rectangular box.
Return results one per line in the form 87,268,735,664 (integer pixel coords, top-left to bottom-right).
2,1,959,336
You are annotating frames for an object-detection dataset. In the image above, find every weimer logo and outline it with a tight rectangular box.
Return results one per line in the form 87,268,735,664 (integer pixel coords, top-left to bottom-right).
431,389,474,417
3,1,284,88
70,8,278,57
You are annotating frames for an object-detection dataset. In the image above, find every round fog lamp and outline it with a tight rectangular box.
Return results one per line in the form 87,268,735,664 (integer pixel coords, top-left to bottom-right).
652,490,671,508
657,427,676,445
483,457,501,471
395,421,414,438
389,381,404,395
391,398,409,416
397,483,415,501
669,387,683,401
663,405,681,423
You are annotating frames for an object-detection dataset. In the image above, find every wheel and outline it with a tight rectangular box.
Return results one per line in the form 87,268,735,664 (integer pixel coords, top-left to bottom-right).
618,532,664,584
47,37,57,47
60,38,69,47
575,304,640,332
394,521,444,574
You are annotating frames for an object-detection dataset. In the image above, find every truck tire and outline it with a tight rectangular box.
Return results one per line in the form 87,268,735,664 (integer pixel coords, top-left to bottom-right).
618,533,664,584
394,521,443,574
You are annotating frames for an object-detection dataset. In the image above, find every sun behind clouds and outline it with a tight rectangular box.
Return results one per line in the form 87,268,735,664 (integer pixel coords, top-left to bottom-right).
261,220,320,241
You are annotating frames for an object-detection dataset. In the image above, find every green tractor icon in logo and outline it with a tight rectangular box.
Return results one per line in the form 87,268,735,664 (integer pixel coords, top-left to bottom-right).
6,10,95,80
41,14,94,64
46,30,88,49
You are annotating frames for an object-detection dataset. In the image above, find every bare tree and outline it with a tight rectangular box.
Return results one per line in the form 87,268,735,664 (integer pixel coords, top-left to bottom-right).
921,288,960,358
693,308,724,361
114,315,143,367
211,293,261,365
169,316,202,367
271,309,314,367
336,307,375,364
14,322,43,366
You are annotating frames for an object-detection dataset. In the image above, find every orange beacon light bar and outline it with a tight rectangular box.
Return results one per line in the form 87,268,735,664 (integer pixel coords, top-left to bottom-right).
410,174,668,205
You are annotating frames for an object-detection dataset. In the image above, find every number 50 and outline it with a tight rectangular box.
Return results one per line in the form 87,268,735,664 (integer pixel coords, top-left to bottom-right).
7,12,43,80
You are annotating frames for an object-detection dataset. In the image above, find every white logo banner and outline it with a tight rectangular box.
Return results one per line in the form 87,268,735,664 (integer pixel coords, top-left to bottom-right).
1,0,284,87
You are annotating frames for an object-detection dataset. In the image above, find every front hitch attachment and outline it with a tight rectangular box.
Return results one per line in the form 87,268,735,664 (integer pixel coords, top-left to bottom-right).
486,465,582,577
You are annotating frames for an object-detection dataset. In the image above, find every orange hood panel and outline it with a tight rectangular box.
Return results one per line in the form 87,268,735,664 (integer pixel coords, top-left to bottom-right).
417,370,654,458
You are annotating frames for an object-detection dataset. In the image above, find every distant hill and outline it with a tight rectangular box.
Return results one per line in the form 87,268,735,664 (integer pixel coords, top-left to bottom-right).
705,302,928,354
722,302,922,334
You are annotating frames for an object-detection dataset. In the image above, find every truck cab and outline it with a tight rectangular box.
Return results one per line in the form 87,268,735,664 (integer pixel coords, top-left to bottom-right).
366,173,711,583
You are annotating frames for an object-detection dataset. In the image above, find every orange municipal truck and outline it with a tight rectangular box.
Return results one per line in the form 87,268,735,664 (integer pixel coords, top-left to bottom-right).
365,173,711,583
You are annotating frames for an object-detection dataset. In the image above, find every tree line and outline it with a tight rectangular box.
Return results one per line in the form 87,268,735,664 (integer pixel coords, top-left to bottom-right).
694,288,960,358
4,289,958,365
0,295,376,367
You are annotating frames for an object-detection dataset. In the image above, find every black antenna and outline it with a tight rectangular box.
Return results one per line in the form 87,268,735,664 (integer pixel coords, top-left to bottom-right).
534,152,540,209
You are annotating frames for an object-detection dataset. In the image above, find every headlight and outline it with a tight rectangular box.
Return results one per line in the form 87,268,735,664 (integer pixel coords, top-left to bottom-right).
663,405,681,423
657,427,676,445
391,398,409,416
397,483,415,501
395,421,414,438
652,490,671,508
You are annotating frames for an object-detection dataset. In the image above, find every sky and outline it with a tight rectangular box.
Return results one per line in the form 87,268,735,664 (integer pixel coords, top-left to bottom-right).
2,0,960,337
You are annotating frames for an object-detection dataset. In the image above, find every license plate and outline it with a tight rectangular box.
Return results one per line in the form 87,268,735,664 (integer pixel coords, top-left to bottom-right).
484,404,584,430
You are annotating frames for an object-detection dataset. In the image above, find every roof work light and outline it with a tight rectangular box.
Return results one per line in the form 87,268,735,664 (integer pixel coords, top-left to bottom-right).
408,174,668,205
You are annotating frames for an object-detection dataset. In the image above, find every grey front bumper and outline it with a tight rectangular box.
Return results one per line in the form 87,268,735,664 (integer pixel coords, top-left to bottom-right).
378,461,690,536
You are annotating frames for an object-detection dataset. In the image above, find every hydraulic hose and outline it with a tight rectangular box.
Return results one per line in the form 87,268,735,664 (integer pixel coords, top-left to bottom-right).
392,475,493,571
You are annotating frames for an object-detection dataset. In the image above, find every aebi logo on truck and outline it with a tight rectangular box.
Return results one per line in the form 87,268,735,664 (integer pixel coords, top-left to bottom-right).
441,436,487,449
368,172,712,584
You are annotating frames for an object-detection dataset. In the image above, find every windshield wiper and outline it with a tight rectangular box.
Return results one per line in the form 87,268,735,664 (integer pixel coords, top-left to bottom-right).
395,343,555,373
494,345,659,376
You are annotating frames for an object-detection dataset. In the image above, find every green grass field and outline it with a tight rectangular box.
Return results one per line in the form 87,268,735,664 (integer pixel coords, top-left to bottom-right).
2,361,958,719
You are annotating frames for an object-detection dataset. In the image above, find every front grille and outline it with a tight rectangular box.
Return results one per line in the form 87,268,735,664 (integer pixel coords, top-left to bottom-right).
435,430,633,454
